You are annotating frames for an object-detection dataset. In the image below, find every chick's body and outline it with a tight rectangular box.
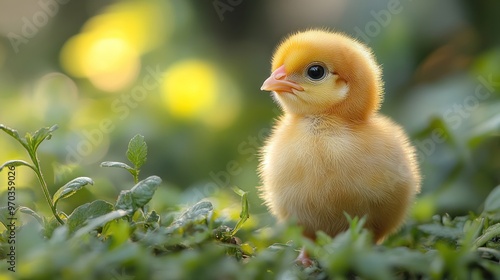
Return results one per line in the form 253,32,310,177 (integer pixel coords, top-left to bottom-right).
261,114,417,241
259,30,420,243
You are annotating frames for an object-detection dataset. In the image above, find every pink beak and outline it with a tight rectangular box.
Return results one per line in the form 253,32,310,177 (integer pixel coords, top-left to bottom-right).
260,65,304,93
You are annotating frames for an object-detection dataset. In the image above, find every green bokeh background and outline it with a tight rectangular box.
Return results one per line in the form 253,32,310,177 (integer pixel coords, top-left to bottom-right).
0,0,499,227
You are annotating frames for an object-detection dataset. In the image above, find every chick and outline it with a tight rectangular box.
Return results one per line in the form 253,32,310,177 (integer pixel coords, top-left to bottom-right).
258,29,421,263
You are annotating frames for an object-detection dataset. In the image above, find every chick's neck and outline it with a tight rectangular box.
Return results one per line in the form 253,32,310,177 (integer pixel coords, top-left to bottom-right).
285,112,367,132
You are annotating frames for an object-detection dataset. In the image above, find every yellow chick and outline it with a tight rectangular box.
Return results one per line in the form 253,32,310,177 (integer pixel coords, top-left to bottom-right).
258,29,421,264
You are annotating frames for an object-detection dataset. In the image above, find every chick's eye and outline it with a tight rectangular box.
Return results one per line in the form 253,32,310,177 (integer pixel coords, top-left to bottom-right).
306,65,326,80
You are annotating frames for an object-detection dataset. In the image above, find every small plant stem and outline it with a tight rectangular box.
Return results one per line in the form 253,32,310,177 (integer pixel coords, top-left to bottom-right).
231,191,249,236
30,153,64,225
134,170,139,184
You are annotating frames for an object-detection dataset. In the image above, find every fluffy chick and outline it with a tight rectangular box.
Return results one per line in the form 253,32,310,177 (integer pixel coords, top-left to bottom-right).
259,29,421,255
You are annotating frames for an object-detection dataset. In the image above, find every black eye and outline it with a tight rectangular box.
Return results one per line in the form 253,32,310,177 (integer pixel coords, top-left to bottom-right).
306,65,326,80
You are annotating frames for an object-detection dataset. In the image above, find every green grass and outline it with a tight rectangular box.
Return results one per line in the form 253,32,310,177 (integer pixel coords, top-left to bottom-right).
1,124,500,280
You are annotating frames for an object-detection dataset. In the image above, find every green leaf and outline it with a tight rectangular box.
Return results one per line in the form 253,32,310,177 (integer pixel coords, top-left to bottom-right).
417,224,463,240
232,186,247,197
100,161,134,171
0,124,28,149
167,200,213,232
473,223,500,249
18,206,44,225
115,190,134,213
102,219,131,249
146,210,160,224
53,177,94,207
115,176,161,214
0,159,35,172
101,161,138,183
72,209,129,239
67,200,114,233
25,124,58,153
355,251,392,279
462,218,485,244
383,247,431,275
130,175,161,209
43,217,63,238
126,134,147,169
484,185,500,213
231,187,249,235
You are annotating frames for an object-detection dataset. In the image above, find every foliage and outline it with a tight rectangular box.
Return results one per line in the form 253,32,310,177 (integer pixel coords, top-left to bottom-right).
0,124,83,224
1,125,500,279
101,134,148,184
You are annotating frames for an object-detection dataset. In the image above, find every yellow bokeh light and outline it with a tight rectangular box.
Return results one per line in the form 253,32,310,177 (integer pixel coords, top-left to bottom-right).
85,37,140,92
60,32,140,92
60,33,92,78
161,59,242,129
59,1,171,92
162,60,218,119
83,1,169,53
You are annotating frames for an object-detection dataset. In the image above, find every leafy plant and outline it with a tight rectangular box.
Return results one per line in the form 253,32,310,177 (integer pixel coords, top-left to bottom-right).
0,124,93,224
0,124,253,279
1,124,500,279
100,134,147,184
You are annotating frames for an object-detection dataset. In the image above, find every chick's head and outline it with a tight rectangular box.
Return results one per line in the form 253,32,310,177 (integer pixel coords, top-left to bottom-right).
261,29,383,120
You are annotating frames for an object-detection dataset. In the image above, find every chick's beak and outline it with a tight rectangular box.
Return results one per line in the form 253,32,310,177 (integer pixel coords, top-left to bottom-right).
260,65,304,93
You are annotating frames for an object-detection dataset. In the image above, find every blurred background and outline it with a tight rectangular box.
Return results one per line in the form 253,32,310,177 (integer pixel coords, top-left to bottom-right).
0,0,498,226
